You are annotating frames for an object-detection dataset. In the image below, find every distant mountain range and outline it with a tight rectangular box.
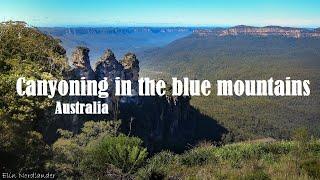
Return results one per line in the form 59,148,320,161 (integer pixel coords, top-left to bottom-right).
40,27,196,35
39,27,195,61
40,25,320,62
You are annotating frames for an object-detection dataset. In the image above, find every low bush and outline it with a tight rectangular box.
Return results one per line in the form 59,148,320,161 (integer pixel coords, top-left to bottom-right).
300,158,320,179
136,151,175,179
85,135,148,175
179,145,216,166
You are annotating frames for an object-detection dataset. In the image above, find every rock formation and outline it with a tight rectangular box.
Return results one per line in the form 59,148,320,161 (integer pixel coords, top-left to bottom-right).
58,47,227,152
94,49,124,99
119,53,140,104
95,49,124,81
71,47,95,80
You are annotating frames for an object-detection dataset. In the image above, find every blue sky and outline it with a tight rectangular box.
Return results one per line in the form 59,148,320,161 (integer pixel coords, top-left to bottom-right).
0,0,319,27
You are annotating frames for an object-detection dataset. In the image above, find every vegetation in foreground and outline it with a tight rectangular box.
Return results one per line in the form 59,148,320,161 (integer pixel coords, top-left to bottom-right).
50,121,320,179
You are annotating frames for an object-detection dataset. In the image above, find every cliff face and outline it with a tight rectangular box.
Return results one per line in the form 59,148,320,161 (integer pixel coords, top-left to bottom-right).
195,25,320,38
71,47,96,80
59,47,227,152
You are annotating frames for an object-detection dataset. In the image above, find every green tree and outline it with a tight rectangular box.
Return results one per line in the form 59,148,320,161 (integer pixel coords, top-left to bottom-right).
0,21,67,171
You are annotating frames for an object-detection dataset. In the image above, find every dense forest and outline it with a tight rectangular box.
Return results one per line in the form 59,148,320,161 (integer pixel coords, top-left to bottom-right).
1,22,320,179
141,34,320,141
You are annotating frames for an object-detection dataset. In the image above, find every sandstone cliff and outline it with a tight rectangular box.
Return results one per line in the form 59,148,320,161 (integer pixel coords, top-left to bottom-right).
55,47,227,152
195,25,320,38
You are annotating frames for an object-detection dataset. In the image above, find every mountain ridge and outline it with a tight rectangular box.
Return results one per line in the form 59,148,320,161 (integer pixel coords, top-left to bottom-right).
39,27,194,61
39,27,195,36
194,25,320,38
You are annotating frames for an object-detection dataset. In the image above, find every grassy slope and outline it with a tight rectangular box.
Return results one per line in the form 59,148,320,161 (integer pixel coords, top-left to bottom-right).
137,139,320,179
140,35,320,140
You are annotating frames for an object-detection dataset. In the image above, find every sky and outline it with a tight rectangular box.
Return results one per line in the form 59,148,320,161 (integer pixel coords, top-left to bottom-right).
0,0,319,27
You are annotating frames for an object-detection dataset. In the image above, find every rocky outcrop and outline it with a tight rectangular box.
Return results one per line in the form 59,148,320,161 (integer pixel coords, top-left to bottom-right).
121,53,139,88
195,25,320,38
94,49,124,92
71,47,95,80
68,47,142,120
65,47,227,152
119,53,140,104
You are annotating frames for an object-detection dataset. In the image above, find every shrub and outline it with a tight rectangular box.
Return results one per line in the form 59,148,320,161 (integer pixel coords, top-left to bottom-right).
179,145,216,167
48,120,123,178
136,151,175,179
241,169,270,180
300,158,320,179
85,135,148,175
47,138,83,178
214,142,293,162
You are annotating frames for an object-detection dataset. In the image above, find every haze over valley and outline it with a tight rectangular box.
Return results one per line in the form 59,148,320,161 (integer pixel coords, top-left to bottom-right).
40,27,193,61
